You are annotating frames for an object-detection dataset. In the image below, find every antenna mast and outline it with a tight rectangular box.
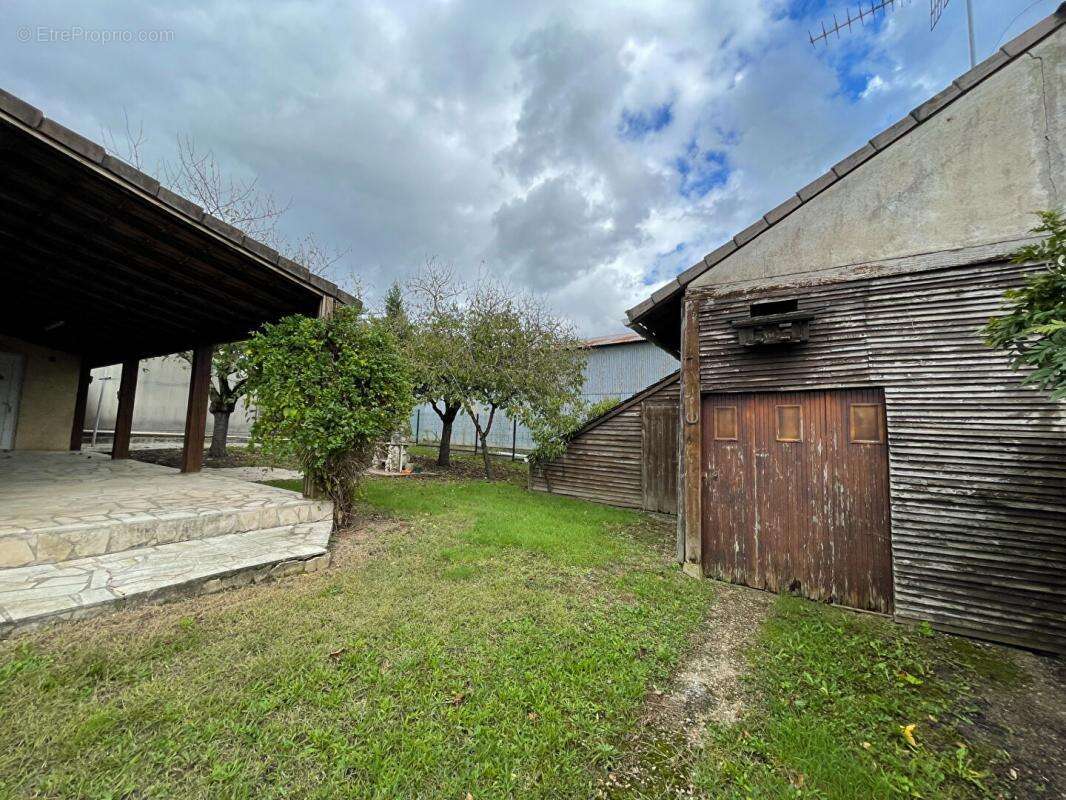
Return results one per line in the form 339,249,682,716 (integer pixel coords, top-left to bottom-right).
931,0,977,68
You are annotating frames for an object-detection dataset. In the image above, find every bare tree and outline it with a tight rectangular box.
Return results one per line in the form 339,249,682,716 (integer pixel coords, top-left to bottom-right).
103,116,355,458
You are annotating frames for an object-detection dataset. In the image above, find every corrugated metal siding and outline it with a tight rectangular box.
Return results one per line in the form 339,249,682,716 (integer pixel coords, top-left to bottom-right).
410,340,678,452
530,375,679,509
582,341,679,402
695,259,1066,653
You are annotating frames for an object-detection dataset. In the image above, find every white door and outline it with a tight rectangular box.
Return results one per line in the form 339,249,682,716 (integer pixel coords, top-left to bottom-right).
0,352,25,450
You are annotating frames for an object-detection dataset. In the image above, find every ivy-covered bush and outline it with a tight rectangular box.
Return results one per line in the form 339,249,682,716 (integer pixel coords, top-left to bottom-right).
242,306,413,528
983,210,1066,401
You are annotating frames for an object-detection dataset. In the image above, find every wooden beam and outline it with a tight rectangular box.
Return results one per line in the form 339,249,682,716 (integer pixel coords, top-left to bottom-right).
680,295,703,575
111,358,139,459
181,344,213,473
304,294,336,498
69,360,90,451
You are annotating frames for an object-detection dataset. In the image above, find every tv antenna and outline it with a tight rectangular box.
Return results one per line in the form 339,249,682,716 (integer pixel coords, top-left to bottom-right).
810,0,978,68
808,0,910,49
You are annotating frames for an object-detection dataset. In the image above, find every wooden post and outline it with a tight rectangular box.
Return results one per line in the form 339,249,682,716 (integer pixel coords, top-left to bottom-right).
69,361,91,451
111,358,139,460
181,344,213,473
680,296,703,576
304,295,336,498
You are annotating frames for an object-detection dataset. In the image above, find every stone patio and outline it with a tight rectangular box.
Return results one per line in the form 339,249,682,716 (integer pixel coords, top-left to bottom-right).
0,451,331,636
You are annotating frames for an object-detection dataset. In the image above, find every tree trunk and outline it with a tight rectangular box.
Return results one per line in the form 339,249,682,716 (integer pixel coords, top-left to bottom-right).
480,432,493,480
436,402,460,467
209,410,230,458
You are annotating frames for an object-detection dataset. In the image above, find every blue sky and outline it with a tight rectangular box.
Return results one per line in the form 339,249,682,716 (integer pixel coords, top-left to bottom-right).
0,0,1058,333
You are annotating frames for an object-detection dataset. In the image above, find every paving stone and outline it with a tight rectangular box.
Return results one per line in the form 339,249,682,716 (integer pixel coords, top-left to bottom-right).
0,520,331,634
0,452,333,635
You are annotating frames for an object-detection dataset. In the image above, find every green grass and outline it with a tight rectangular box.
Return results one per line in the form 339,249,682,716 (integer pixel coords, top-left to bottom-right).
610,597,1016,800
699,599,1015,799
0,478,712,799
0,476,1020,799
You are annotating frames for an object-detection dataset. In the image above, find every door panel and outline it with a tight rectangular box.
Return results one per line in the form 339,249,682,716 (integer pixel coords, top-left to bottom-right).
701,388,893,613
641,402,679,514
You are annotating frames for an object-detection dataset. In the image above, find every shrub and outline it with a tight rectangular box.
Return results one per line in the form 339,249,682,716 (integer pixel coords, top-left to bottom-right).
242,307,413,528
983,210,1066,401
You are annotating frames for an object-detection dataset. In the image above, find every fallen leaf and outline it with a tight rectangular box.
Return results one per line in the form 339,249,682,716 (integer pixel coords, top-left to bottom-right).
327,648,346,661
449,693,467,707
900,723,918,748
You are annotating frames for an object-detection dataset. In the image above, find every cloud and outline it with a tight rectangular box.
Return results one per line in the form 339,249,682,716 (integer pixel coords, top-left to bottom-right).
1,0,1058,335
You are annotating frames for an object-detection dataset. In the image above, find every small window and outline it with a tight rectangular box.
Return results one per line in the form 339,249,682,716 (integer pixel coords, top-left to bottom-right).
775,405,802,442
850,404,884,443
750,298,798,317
714,406,738,441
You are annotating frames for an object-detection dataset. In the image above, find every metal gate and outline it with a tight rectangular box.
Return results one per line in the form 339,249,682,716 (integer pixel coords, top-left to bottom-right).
701,388,893,612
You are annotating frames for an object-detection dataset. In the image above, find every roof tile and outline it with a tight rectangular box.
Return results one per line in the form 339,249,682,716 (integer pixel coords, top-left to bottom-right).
953,49,1010,92
242,236,279,264
704,239,738,268
831,143,876,178
869,114,918,150
677,259,708,286
0,88,43,128
797,171,837,202
38,118,105,163
734,218,768,247
764,194,802,225
1001,8,1064,56
651,278,682,305
912,83,962,123
102,155,160,195
626,296,656,322
203,214,245,244
156,186,204,221
278,255,312,282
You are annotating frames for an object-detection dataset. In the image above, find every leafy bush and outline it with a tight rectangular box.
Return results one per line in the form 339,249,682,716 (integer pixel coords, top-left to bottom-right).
526,396,621,466
983,210,1066,400
242,307,413,528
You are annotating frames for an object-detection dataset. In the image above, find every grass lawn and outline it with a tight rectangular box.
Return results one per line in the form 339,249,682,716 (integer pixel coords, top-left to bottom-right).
0,476,1022,799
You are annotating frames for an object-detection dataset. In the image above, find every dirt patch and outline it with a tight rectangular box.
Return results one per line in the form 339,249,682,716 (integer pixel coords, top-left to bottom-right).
961,648,1066,798
131,446,299,471
598,581,774,797
408,449,528,486
647,581,775,742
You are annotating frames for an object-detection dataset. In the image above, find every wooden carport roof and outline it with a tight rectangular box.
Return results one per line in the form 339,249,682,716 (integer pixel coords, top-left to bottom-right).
0,86,357,368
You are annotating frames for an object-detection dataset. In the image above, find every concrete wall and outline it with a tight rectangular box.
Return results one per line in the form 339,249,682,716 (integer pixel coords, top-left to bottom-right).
691,27,1065,290
0,335,80,451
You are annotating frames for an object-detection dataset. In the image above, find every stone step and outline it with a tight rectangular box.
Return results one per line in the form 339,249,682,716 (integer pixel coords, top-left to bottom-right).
0,519,332,637
0,493,331,569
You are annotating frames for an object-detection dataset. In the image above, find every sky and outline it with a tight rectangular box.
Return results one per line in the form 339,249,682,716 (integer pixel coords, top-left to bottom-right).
1,0,1058,334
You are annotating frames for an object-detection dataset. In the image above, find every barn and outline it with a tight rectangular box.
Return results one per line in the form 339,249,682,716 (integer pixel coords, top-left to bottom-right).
544,7,1066,653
